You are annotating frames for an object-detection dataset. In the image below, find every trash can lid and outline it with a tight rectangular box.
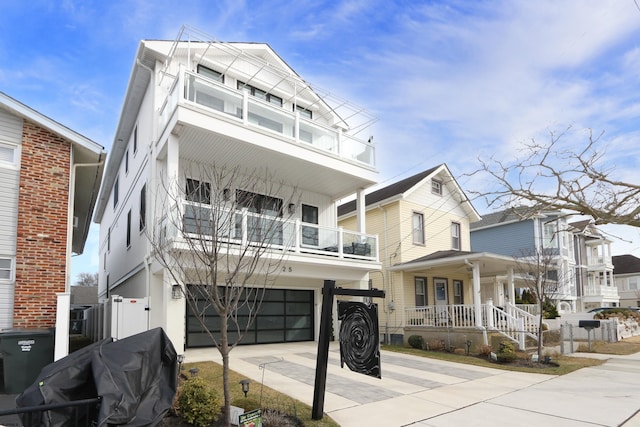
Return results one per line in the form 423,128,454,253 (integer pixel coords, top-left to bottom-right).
0,328,54,337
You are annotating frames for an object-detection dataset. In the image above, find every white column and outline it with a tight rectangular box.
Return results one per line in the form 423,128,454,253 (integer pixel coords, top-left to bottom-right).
356,188,366,234
471,262,482,327
508,267,515,305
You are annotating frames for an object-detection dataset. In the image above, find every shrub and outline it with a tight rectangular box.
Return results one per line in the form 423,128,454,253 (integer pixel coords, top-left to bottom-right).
427,339,443,351
496,340,517,363
453,347,466,355
176,377,221,427
408,335,424,349
478,345,492,357
262,408,303,427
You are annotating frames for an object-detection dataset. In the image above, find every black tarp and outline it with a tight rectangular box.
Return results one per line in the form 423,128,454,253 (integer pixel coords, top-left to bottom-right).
15,327,178,426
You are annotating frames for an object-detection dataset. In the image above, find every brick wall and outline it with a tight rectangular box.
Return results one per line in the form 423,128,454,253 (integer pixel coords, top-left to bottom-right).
14,121,71,328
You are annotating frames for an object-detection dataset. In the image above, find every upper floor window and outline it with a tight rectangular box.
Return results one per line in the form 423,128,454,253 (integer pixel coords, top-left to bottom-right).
0,258,13,280
413,212,425,245
0,142,18,167
237,81,282,106
139,184,146,231
186,178,211,204
133,126,138,154
198,64,224,83
629,278,638,291
126,209,132,248
125,149,129,174
431,179,442,196
113,177,119,209
543,222,558,248
451,222,461,250
295,105,313,119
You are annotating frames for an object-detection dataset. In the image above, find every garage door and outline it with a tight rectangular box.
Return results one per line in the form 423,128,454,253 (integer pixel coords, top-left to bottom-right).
186,287,314,348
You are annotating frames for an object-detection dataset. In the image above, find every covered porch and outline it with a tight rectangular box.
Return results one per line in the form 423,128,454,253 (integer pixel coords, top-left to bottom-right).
389,251,540,350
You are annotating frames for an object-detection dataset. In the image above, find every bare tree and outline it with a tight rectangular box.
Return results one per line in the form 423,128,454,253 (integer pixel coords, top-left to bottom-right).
75,272,98,287
515,247,563,360
148,163,299,426
469,128,640,227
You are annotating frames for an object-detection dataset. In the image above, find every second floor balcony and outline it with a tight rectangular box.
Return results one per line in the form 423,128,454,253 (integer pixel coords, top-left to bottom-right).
157,201,379,265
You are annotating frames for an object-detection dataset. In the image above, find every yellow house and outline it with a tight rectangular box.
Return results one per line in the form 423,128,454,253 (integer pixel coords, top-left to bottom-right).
338,164,540,350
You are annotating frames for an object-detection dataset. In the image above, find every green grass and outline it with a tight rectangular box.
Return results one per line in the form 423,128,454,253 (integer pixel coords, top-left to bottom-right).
576,335,640,355
180,361,340,427
381,345,605,375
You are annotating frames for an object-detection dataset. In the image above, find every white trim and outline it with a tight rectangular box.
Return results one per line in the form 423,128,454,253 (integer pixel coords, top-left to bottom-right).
0,141,20,169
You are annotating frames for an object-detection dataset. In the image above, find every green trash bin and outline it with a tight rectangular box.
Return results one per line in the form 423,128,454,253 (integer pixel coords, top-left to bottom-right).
0,329,54,393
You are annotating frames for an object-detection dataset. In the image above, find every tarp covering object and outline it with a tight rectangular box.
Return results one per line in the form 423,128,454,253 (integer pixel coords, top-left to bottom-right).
16,327,178,426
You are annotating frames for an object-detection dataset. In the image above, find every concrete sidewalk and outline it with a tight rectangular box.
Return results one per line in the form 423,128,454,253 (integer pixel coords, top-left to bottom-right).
186,343,640,427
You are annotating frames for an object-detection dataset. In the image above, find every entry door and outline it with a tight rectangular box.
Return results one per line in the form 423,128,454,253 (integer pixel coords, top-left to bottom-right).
434,278,448,305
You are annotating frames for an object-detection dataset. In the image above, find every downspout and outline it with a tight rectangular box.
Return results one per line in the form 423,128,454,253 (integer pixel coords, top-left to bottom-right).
465,259,488,346
376,204,392,344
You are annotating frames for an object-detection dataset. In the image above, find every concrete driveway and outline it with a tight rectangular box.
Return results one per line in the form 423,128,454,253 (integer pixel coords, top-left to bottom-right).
186,342,640,426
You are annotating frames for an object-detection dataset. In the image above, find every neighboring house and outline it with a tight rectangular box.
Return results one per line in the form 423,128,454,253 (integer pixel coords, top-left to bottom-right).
338,165,540,350
613,255,640,307
569,219,617,310
470,208,617,312
0,92,105,358
93,31,380,352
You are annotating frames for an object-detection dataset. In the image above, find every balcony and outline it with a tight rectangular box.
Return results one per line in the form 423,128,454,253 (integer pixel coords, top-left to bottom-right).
158,202,378,263
584,284,619,298
159,68,375,168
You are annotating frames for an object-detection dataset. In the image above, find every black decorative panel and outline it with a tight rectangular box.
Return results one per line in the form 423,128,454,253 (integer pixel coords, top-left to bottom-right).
337,301,381,378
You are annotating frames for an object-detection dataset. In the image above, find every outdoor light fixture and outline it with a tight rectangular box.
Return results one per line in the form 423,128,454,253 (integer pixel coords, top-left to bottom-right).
239,379,250,397
223,188,231,201
171,284,182,300
288,203,296,214
177,354,185,371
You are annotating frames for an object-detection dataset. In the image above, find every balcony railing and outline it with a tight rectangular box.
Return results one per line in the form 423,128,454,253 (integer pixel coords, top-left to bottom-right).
158,202,378,262
158,68,375,167
584,284,619,298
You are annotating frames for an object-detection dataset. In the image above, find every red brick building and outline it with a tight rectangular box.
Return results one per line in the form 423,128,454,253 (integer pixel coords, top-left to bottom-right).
0,92,104,357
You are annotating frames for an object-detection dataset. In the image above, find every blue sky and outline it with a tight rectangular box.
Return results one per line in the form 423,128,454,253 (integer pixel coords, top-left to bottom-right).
1,0,640,282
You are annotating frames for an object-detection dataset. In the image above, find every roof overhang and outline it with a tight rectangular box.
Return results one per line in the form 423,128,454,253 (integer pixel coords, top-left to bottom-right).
389,251,531,276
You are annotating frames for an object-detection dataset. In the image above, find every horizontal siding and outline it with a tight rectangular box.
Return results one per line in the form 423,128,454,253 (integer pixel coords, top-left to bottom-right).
0,282,14,329
471,220,535,257
0,110,23,144
0,158,20,256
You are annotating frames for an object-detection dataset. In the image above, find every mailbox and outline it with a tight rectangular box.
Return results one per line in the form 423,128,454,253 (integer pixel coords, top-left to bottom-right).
578,320,601,329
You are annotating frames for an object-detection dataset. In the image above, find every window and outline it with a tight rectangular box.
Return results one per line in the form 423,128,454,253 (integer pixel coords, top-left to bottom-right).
435,278,448,302
139,184,146,231
126,210,132,248
237,81,282,106
113,177,119,209
236,190,283,244
107,227,111,252
0,143,17,166
133,126,138,154
0,258,12,280
453,280,463,304
295,105,312,119
431,179,442,195
629,278,638,291
186,178,211,204
451,222,461,250
413,212,425,245
125,149,129,174
544,222,558,248
301,204,319,246
197,64,224,83
415,277,427,306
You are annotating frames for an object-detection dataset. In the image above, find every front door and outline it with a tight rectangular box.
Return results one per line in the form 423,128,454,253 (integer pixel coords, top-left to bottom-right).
434,278,448,305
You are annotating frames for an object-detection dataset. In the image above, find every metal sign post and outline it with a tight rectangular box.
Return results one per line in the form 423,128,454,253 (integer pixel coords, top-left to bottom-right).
311,280,385,420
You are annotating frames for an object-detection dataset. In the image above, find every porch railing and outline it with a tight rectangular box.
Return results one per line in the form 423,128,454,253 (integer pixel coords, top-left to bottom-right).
158,203,378,262
405,305,477,328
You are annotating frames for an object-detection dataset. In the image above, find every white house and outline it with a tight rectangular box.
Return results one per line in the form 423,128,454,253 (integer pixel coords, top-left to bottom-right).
93,28,380,352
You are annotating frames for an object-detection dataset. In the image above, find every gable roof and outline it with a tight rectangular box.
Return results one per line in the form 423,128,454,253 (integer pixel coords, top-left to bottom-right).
613,255,640,275
470,206,566,230
0,91,105,254
337,164,480,222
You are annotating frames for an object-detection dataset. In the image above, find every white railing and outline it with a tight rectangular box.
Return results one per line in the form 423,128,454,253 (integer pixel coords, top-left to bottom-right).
405,302,540,350
159,68,375,167
584,284,619,298
158,202,378,262
515,304,539,315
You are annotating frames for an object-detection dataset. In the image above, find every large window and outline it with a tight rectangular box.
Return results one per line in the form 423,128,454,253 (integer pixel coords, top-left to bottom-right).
197,64,224,83
415,277,427,306
413,212,425,245
237,81,282,106
301,204,319,246
451,222,461,250
236,190,283,244
543,222,558,248
185,178,211,204
0,258,12,280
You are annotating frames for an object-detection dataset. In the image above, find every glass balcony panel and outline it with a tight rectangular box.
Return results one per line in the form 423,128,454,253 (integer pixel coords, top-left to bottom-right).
247,99,295,135
298,119,338,151
342,134,375,166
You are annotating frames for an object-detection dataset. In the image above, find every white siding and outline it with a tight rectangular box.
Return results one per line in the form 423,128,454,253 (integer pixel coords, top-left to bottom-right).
0,110,21,255
0,282,14,329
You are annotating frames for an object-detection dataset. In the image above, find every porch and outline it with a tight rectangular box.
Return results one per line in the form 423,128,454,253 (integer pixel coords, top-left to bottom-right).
404,302,540,350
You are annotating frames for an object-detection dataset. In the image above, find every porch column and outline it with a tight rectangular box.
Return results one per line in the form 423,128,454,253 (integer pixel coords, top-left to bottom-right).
508,267,515,305
468,261,482,328
356,188,366,234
